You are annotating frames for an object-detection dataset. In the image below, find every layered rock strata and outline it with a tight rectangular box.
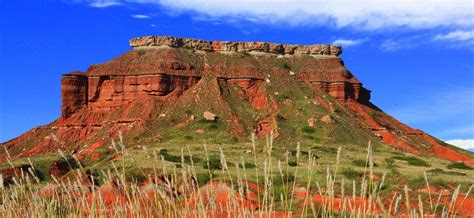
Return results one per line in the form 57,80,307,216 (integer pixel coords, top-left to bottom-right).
130,36,343,56
62,73,200,117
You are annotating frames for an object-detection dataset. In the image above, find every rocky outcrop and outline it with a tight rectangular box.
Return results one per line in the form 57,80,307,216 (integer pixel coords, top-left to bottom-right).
129,36,343,56
2,36,473,166
62,73,201,117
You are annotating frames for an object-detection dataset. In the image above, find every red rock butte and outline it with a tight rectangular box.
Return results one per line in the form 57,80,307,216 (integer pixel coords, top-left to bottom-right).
2,36,473,165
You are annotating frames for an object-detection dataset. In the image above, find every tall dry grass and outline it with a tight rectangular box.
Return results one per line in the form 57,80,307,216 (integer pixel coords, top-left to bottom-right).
0,133,472,217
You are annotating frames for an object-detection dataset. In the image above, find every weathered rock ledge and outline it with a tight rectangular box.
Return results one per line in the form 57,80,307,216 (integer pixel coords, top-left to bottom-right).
129,36,343,56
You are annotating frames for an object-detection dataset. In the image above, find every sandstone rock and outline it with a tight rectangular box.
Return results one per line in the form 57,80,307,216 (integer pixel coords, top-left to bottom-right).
129,36,343,56
203,111,216,121
49,159,74,177
307,118,317,127
255,115,279,137
195,129,205,134
320,115,335,124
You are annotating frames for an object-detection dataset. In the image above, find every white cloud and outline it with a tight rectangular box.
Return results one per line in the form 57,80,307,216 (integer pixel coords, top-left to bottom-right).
332,38,367,47
433,30,474,48
153,0,474,30
131,14,151,19
380,39,400,51
88,0,121,8
78,0,474,30
434,30,474,41
445,139,474,150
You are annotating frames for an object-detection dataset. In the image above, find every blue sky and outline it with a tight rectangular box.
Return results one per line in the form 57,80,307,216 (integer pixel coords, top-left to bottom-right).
1,0,473,150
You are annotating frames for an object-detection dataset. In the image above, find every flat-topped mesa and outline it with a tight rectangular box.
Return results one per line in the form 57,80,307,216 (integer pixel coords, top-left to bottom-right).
129,36,343,56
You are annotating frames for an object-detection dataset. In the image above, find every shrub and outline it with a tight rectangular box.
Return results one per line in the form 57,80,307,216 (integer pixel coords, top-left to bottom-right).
194,173,212,185
427,168,467,176
301,126,316,134
288,161,298,167
137,49,146,55
236,162,256,169
447,162,473,170
160,149,201,164
203,156,222,170
278,61,291,69
412,176,448,188
352,159,378,167
392,156,430,167
312,145,338,154
427,168,444,174
342,167,359,179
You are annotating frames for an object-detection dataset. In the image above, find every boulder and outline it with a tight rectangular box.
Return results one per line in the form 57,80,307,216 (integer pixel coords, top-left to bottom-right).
320,115,335,124
203,111,216,121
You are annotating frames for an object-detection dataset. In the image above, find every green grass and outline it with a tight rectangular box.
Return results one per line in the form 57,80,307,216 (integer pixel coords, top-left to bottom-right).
392,155,431,167
447,162,473,170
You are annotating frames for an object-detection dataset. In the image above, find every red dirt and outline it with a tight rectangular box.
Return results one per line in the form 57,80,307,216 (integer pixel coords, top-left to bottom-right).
78,141,103,158
452,196,474,215
310,194,383,214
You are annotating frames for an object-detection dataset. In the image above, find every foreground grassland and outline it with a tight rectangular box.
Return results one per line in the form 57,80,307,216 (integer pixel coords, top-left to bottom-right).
0,134,473,217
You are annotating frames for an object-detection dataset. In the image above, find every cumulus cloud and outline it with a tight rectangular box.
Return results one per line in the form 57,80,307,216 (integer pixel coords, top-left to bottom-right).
332,38,367,47
131,14,151,19
88,0,121,8
445,139,474,150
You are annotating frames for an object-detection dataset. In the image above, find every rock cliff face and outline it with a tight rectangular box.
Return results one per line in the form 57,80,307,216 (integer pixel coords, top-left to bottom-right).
129,36,343,56
1,36,472,165
62,73,201,117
